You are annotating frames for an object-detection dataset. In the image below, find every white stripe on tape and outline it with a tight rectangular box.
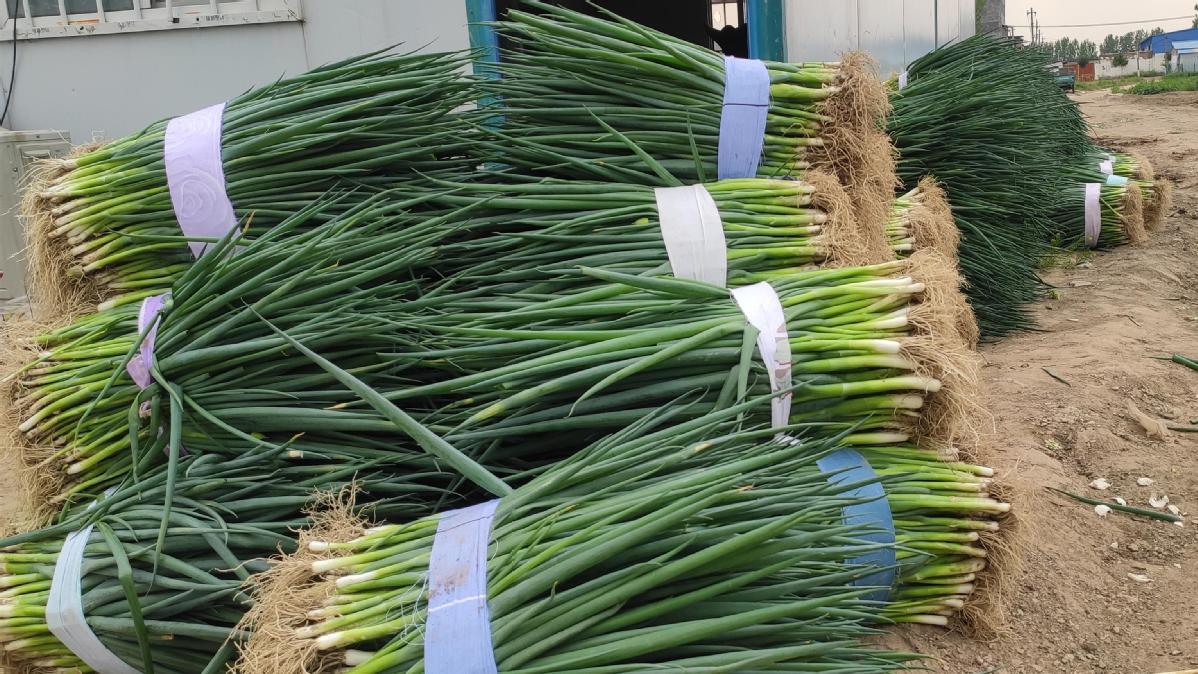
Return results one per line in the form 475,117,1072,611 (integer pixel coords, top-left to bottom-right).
654,185,728,287
1084,182,1102,249
731,282,792,428
47,496,139,674
165,102,239,258
898,70,909,91
424,500,500,674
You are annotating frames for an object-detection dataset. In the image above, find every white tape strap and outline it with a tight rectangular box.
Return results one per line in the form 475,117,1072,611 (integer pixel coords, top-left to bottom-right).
1084,182,1102,249
165,102,238,258
718,56,770,180
654,185,728,287
425,500,500,674
1106,174,1129,186
731,282,792,428
1098,159,1113,175
898,70,909,90
47,496,139,674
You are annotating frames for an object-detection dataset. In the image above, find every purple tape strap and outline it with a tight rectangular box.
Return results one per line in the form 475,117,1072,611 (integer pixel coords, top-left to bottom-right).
165,103,238,258
1083,183,1102,249
1098,159,1113,175
718,56,770,180
126,293,168,391
425,500,500,674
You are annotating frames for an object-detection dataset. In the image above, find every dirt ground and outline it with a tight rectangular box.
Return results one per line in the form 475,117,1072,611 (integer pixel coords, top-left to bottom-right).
889,90,1198,673
0,92,1194,674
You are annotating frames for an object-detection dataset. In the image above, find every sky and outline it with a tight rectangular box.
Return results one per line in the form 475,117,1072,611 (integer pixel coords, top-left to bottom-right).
1005,1,1197,45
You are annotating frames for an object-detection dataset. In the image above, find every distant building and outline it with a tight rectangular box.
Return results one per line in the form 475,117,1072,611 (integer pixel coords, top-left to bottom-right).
1174,39,1198,72
1139,27,1198,54
1094,51,1168,79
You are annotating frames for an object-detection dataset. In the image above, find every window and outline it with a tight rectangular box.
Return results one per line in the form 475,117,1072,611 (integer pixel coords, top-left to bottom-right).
710,0,743,30
0,0,301,40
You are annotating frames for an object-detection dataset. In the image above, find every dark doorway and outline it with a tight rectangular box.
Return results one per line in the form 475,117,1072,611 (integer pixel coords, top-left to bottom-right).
493,0,748,56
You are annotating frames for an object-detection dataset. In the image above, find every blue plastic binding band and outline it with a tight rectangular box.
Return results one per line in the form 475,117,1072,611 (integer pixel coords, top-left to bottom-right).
718,56,770,180
816,448,897,602
1106,174,1129,186
424,500,500,674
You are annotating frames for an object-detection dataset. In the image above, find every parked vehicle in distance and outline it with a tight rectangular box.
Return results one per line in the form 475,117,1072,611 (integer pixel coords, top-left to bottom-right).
1056,68,1077,92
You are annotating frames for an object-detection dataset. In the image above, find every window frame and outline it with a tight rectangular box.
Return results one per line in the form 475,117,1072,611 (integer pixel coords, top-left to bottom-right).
0,0,301,41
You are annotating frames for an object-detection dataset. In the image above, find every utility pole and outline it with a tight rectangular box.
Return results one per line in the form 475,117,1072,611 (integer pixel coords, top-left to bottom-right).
1027,7,1037,45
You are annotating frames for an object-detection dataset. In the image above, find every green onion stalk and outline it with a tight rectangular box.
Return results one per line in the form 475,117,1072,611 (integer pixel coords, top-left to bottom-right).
1105,149,1170,231
889,34,1094,338
10,197,516,513
0,441,481,674
238,403,923,674
474,1,896,233
24,49,476,316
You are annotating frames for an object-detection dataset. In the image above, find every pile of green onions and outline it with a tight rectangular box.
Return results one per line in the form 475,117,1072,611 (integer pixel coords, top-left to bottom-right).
239,404,921,674
25,49,475,315
889,35,1093,337
478,1,895,229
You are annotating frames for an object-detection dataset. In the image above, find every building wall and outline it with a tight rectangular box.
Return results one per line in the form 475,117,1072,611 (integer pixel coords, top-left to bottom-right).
784,0,976,77
0,0,472,141
1095,53,1168,79
1178,51,1198,73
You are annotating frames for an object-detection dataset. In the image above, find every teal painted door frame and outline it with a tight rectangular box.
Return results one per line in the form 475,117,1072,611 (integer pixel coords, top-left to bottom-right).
466,1,788,63
747,0,786,61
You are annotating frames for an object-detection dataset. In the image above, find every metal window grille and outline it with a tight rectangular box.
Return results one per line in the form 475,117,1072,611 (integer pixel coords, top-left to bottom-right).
0,0,300,40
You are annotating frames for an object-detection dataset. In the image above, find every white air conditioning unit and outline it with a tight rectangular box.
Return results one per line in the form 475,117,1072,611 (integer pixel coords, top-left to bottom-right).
0,128,73,303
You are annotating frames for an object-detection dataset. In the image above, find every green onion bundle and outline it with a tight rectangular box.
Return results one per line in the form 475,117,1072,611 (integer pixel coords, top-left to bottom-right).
848,435,1008,625
9,198,516,511
478,1,897,234
1106,149,1171,231
24,49,475,315
385,171,892,272
889,35,1093,337
386,251,976,458
1049,180,1145,250
0,439,474,673
239,405,920,674
884,177,958,262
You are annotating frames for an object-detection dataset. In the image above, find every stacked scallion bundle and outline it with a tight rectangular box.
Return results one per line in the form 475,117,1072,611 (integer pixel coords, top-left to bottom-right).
889,35,1093,337
24,49,475,315
1107,149,1171,231
238,405,921,674
1049,179,1145,250
384,171,892,271
0,440,489,673
885,177,957,262
9,198,513,512
478,1,897,234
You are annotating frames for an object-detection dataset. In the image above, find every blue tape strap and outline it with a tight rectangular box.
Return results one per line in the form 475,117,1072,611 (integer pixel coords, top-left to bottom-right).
718,56,770,180
816,448,896,602
1106,174,1129,186
424,500,500,674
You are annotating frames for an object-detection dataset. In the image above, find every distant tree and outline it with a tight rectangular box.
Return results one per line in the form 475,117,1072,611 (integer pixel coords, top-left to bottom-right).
1112,53,1129,67
1118,32,1137,53
1150,27,1165,36
1193,3,1197,28
1101,33,1119,54
1077,39,1098,66
1134,29,1148,50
